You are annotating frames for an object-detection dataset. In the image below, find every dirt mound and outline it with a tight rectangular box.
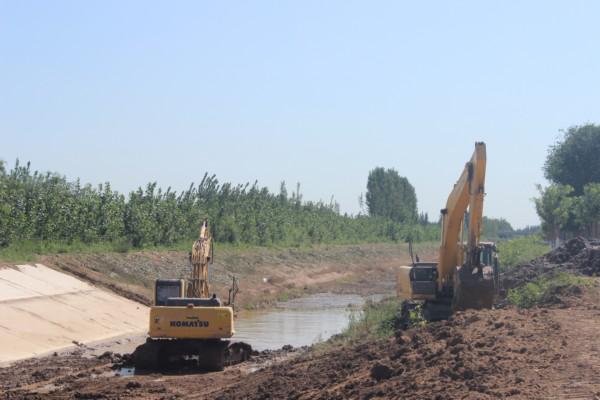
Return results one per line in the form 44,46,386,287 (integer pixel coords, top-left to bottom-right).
212,308,564,399
501,236,600,290
5,294,600,399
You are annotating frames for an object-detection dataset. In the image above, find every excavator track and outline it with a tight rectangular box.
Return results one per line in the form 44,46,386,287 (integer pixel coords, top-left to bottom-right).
131,338,252,371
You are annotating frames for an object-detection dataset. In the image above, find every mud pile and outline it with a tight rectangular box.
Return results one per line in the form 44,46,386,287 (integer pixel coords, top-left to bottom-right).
214,307,563,399
501,236,600,290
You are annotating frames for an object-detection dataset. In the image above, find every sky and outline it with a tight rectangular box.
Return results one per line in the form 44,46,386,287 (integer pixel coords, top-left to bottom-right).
1,1,599,228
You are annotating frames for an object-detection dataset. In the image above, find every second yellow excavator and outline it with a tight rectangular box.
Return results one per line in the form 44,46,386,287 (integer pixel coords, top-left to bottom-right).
397,142,499,320
132,220,250,371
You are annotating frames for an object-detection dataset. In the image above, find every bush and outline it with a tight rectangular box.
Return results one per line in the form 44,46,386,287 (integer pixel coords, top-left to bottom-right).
335,297,403,342
507,272,592,308
498,235,550,271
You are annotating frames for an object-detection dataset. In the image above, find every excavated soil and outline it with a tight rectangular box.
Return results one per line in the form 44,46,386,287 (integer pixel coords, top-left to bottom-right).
3,290,600,399
212,301,600,400
3,241,600,399
502,236,600,291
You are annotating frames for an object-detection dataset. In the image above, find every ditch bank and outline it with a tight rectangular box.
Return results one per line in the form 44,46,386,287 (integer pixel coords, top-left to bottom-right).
29,242,430,310
0,264,148,364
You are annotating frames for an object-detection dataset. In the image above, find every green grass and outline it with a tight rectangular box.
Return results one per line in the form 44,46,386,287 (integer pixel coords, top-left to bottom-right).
0,235,439,266
277,291,290,302
0,240,131,262
507,271,594,308
0,237,318,263
497,235,550,271
314,297,403,351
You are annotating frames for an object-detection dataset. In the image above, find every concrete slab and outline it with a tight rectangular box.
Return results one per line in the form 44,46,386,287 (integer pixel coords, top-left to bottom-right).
0,264,148,363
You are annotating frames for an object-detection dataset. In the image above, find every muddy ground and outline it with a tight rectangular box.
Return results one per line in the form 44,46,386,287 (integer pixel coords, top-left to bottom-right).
3,240,600,399
3,283,600,400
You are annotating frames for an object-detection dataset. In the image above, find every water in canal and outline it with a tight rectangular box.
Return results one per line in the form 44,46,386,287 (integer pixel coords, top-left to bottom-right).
234,293,387,351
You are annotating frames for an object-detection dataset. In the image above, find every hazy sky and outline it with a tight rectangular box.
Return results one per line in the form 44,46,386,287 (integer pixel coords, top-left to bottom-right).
2,1,599,228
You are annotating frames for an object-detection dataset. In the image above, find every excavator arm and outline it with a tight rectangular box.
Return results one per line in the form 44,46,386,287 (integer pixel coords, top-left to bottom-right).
437,142,486,290
188,220,212,298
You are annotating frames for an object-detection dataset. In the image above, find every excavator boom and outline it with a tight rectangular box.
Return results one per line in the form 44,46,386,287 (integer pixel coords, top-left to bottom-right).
437,142,486,290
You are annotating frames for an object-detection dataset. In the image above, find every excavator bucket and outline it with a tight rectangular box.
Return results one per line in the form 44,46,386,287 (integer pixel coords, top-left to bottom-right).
452,265,497,311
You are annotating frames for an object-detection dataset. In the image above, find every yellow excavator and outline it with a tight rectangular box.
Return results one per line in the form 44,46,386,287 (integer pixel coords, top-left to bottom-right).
396,142,499,320
132,220,251,371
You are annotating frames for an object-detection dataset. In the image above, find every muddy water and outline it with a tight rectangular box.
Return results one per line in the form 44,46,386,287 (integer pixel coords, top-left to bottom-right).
234,293,388,351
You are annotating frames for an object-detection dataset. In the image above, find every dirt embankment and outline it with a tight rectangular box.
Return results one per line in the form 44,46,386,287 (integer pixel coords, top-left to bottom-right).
4,285,599,400
204,237,600,400
31,243,431,309
5,240,600,399
214,308,570,399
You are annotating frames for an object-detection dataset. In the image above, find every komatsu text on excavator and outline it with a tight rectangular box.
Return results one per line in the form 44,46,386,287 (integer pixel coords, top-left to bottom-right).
397,142,499,320
132,220,251,371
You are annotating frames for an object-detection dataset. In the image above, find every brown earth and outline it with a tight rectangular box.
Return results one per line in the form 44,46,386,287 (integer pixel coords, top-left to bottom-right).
502,236,600,291
4,241,600,399
2,283,599,400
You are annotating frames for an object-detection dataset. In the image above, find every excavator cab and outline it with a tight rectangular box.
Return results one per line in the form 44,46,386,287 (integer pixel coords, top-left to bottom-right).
154,279,185,306
409,263,437,297
396,262,437,301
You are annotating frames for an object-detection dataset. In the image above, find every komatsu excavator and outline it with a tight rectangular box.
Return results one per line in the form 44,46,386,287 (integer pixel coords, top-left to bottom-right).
132,220,251,371
397,142,499,320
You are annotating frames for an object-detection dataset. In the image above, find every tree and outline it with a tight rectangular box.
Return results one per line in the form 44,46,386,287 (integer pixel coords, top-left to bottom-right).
366,167,417,223
533,184,578,246
544,124,600,194
482,217,514,240
578,183,600,238
0,159,441,249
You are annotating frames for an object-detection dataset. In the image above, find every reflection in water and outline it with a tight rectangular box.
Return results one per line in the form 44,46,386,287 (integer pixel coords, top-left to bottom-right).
234,293,386,351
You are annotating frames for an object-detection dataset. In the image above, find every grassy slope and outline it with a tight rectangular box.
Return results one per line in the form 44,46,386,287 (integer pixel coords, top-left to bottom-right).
1,241,438,310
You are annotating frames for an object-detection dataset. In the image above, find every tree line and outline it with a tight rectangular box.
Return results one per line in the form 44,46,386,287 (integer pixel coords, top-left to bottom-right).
363,167,520,241
0,160,439,250
535,124,600,243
